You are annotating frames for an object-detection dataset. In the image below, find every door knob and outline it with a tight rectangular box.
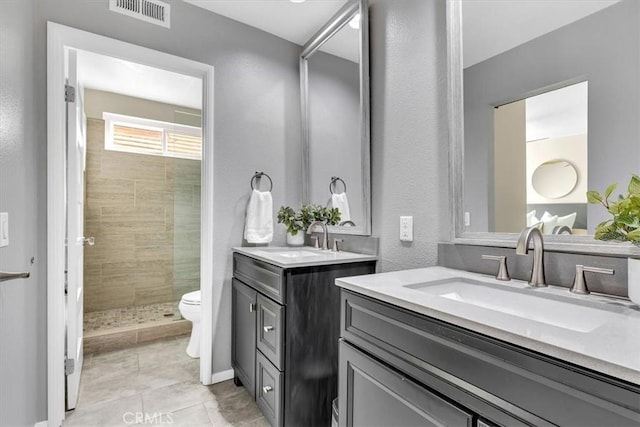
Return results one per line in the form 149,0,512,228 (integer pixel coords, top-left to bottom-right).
262,385,273,393
263,325,274,332
82,236,95,246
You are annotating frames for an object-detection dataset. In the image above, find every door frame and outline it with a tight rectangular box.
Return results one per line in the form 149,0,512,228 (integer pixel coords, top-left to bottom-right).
47,22,215,426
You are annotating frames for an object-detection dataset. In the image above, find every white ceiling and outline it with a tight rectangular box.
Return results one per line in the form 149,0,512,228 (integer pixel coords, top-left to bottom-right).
77,50,203,110
183,0,346,46
526,81,588,142
462,0,621,68
183,0,359,62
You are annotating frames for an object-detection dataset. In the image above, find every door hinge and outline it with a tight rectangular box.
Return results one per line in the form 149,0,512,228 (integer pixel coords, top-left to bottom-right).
65,84,76,103
64,357,75,376
64,270,68,296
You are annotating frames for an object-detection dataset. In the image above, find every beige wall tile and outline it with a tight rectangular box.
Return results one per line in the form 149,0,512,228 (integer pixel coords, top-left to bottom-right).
101,151,166,182
83,114,201,312
135,285,173,306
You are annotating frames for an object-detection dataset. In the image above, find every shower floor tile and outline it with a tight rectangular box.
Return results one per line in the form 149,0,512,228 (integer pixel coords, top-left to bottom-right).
84,302,179,333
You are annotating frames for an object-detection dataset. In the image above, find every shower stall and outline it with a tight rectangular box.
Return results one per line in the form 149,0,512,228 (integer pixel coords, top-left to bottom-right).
81,93,202,354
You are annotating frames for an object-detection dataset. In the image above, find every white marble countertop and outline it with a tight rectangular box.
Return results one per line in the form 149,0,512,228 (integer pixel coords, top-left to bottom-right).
336,266,640,385
232,246,378,268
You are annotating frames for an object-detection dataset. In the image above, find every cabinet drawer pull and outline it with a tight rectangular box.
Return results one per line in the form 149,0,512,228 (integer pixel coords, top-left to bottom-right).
263,385,273,393
263,325,274,332
249,303,257,313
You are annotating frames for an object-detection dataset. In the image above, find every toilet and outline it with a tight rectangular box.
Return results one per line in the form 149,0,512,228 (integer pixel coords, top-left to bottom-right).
178,290,201,358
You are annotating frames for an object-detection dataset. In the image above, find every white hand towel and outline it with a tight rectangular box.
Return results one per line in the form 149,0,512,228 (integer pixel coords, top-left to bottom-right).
244,189,273,244
331,192,351,223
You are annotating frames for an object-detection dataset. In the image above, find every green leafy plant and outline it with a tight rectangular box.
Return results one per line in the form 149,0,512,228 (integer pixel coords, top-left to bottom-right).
277,204,341,236
587,174,640,245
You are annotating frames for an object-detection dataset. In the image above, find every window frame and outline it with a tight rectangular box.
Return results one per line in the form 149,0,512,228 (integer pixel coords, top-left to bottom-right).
103,112,202,160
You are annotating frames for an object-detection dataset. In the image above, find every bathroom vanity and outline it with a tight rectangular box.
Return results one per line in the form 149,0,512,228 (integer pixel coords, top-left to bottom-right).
337,267,640,426
231,247,376,427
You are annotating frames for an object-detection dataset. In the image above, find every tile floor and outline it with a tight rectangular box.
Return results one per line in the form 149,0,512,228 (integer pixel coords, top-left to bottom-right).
64,336,268,427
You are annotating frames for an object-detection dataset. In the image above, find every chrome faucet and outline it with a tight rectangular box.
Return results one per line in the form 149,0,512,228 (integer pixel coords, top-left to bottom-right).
516,226,547,287
307,221,329,250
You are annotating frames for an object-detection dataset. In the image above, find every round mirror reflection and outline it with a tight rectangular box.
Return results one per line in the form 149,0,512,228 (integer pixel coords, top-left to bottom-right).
531,159,578,199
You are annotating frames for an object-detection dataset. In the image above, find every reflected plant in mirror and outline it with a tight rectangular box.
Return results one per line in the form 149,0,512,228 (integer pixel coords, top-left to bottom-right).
587,175,640,245
449,0,640,254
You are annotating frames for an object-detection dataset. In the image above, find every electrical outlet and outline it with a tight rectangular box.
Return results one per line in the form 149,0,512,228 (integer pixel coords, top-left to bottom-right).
464,212,471,227
0,213,8,247
400,216,413,242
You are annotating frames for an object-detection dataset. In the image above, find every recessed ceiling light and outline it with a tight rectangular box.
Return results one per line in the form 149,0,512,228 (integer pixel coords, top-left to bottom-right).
349,13,361,30
290,0,306,3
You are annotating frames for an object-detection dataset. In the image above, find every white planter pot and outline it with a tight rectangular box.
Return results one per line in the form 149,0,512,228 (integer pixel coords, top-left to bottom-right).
286,232,305,246
627,258,640,305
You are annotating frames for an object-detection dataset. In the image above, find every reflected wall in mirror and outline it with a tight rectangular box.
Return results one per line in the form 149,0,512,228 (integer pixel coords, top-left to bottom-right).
301,0,370,235
492,82,588,234
452,0,640,248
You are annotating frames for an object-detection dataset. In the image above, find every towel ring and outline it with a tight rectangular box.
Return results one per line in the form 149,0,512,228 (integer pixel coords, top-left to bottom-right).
251,171,273,192
329,176,347,194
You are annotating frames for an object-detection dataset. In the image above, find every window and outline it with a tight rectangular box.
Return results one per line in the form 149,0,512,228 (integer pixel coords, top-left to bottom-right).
103,112,201,160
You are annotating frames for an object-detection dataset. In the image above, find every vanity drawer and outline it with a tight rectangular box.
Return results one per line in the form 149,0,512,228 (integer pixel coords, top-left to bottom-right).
234,253,285,304
341,290,640,427
256,351,283,427
257,294,284,370
339,340,474,427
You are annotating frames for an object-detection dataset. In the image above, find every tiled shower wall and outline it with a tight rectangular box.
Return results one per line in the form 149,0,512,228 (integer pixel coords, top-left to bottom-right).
84,118,201,313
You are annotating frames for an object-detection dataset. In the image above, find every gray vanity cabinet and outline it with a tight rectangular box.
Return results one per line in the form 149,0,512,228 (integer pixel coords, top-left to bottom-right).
231,278,256,399
339,290,640,427
232,253,376,427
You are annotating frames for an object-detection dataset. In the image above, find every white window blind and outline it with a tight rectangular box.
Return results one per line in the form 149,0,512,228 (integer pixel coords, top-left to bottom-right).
103,112,201,160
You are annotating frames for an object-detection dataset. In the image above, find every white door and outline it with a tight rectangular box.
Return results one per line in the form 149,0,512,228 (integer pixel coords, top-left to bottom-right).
65,49,87,410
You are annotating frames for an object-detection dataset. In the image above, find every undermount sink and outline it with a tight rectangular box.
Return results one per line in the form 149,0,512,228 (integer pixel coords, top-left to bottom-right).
256,248,323,258
405,278,616,333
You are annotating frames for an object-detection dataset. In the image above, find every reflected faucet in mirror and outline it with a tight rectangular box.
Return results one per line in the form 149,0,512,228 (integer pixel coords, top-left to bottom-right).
516,226,547,288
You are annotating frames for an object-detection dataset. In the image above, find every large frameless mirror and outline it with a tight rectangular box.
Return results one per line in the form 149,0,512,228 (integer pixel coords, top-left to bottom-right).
300,0,371,235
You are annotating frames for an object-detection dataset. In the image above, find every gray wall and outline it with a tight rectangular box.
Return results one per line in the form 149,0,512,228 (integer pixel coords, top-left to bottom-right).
369,0,450,271
308,51,362,224
464,0,640,232
0,0,48,425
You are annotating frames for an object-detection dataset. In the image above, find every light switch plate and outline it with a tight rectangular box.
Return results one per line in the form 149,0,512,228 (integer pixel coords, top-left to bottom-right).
400,216,413,242
0,213,8,247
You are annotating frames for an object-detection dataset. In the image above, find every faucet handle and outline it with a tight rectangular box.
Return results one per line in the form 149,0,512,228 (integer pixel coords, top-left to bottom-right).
482,255,510,281
332,238,343,252
312,236,320,249
570,265,614,295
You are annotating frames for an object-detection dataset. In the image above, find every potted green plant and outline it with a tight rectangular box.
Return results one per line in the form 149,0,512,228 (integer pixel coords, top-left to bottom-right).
277,204,341,246
587,174,640,245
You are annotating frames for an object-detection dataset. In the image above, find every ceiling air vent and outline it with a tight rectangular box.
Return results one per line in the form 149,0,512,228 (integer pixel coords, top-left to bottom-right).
109,0,171,28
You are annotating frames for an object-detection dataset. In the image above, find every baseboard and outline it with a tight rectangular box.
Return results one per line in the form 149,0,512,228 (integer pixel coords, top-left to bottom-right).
211,368,234,384
34,421,47,427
